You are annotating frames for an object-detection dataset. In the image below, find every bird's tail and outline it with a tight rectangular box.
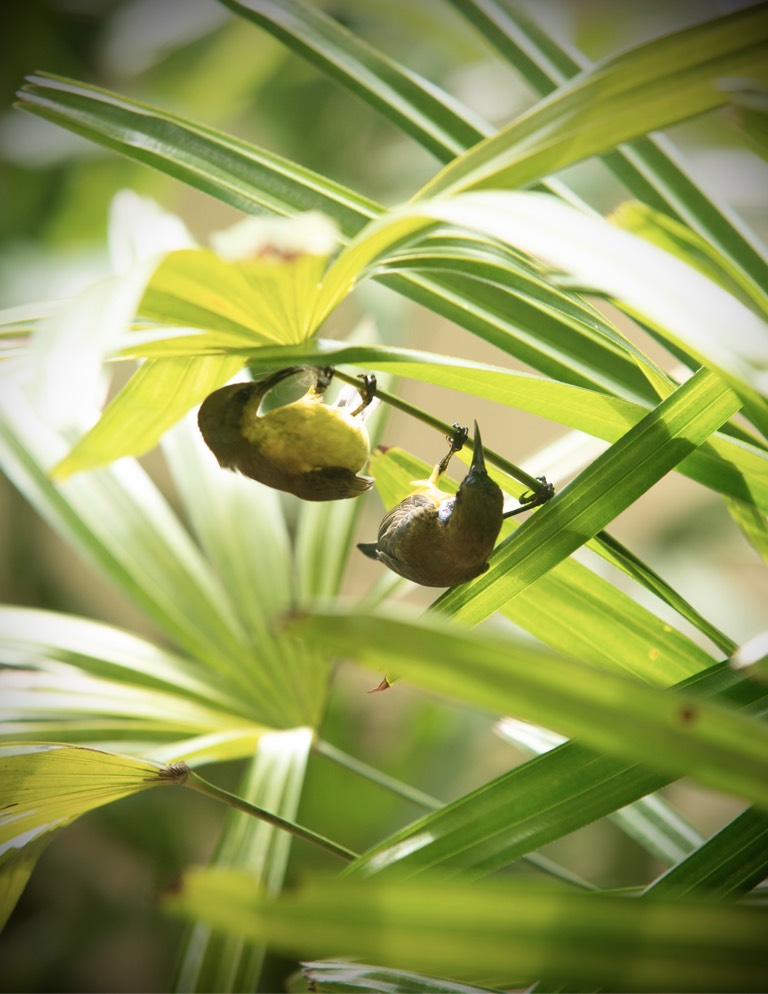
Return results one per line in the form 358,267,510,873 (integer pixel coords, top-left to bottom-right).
357,542,380,560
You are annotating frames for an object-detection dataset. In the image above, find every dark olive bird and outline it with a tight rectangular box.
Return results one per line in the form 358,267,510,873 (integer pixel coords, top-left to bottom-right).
358,423,553,587
198,365,377,501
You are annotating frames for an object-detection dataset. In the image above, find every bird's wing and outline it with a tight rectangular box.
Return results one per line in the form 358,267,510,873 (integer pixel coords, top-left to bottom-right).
377,493,442,545
298,467,374,501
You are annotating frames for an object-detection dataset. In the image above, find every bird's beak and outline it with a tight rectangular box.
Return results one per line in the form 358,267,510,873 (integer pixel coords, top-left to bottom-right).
469,421,487,477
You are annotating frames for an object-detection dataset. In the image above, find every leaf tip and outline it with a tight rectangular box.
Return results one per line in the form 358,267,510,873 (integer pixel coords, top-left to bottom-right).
48,457,76,482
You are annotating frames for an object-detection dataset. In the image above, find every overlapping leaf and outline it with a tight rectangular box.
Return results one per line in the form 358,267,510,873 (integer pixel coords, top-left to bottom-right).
341,664,767,880
217,0,489,160
445,0,768,299
5,2,768,987
0,743,187,927
647,805,768,899
294,611,768,810
418,4,768,197
174,729,314,993
166,870,768,992
433,368,740,623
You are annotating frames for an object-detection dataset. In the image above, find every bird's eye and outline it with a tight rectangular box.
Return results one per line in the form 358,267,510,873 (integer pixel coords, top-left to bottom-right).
233,386,253,404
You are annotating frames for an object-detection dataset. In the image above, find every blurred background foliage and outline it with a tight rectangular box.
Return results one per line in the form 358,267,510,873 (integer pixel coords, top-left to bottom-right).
1,1,766,991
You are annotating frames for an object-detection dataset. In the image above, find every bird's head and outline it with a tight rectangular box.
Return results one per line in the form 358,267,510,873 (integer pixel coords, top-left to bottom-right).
455,422,504,524
198,382,259,454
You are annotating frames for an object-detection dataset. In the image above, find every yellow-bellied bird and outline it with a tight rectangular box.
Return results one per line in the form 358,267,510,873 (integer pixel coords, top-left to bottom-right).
198,366,377,501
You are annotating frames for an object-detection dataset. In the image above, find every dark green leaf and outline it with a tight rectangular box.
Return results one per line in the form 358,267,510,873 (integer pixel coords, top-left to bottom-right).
647,805,768,899
343,666,766,879
218,0,487,159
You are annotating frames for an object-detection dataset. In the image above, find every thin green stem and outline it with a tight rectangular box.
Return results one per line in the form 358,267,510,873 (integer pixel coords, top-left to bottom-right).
316,739,443,810
186,769,358,862
334,369,545,494
593,530,737,656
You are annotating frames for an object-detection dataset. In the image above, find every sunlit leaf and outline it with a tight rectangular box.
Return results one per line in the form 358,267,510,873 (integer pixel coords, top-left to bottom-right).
0,665,268,761
166,870,768,992
174,728,313,993
0,743,187,925
346,663,767,879
436,368,739,624
21,74,760,414
0,605,232,704
22,264,156,432
161,409,331,729
7,75,681,407
321,193,766,398
418,5,768,197
294,610,768,809
45,335,767,509
446,0,768,300
367,446,716,684
15,72,379,238
0,380,251,678
52,354,243,479
610,200,768,316
141,242,333,346
495,719,703,866
0,742,186,841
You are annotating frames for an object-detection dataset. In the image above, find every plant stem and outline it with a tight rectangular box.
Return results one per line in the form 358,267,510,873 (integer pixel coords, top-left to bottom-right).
334,368,546,494
186,769,358,862
316,739,443,810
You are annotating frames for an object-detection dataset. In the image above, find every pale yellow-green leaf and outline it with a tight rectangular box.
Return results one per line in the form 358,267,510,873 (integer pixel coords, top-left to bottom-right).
165,869,768,991
52,354,243,478
0,743,186,847
319,192,766,385
0,743,187,924
142,246,331,345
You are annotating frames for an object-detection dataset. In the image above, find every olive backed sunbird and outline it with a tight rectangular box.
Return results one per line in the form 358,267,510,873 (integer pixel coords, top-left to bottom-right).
358,423,552,587
198,365,377,501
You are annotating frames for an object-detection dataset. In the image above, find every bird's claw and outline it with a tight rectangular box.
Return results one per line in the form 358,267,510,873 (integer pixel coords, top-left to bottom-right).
435,424,468,476
447,423,468,453
350,373,377,416
519,476,555,508
315,366,335,394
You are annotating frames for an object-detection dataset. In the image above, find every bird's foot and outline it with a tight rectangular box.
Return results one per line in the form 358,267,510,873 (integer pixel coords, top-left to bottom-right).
503,476,555,518
437,423,468,475
314,366,335,394
523,476,555,507
447,423,469,453
350,373,377,416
